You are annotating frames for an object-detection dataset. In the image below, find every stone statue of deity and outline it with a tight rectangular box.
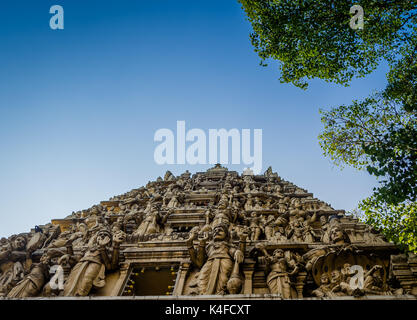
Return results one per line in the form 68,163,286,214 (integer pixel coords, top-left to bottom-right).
256,245,300,298
7,254,50,298
63,228,124,296
187,223,244,295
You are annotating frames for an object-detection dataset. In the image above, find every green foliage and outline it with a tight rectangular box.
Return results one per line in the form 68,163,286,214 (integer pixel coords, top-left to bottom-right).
385,37,417,112
317,33,417,206
358,196,417,253
239,0,417,88
319,93,417,205
319,95,401,169
239,0,417,251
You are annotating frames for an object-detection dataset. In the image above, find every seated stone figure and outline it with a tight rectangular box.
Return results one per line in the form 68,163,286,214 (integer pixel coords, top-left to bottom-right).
312,273,332,298
364,265,392,295
132,206,171,240
327,269,361,297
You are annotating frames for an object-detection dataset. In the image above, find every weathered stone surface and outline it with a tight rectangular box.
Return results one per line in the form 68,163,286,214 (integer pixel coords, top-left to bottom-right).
1,164,416,299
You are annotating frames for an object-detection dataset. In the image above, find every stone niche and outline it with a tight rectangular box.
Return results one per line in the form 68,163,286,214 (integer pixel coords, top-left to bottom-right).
122,265,179,296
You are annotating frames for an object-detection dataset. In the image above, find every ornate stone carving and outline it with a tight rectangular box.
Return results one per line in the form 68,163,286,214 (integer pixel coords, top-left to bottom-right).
1,165,416,298
187,223,244,295
256,245,301,298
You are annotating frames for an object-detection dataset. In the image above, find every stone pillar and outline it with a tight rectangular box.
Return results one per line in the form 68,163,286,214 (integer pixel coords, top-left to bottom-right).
243,262,255,295
295,271,307,298
173,262,190,295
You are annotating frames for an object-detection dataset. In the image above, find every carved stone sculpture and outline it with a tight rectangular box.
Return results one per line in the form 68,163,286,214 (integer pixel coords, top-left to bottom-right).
187,223,244,295
63,228,124,296
7,254,50,298
257,246,299,298
1,165,417,299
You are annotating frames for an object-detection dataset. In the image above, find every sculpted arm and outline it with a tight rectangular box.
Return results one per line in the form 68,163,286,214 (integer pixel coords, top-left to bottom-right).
110,245,120,270
100,248,112,270
255,243,271,265
195,238,208,268
66,233,78,256
110,232,126,270
229,247,244,264
309,212,317,224
187,230,207,269
97,234,112,270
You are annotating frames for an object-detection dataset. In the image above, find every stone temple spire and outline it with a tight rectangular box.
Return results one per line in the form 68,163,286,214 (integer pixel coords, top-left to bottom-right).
0,166,416,298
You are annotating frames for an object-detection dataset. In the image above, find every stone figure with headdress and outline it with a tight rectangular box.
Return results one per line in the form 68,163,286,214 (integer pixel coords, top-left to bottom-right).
186,219,244,295
63,227,124,296
132,202,170,239
256,245,300,298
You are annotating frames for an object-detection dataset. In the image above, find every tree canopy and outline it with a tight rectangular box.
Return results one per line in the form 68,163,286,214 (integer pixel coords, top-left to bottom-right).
359,197,417,252
319,92,417,205
239,0,417,88
239,0,417,251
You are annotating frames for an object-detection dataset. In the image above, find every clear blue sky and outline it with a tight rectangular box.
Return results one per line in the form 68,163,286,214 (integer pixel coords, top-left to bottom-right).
0,1,388,237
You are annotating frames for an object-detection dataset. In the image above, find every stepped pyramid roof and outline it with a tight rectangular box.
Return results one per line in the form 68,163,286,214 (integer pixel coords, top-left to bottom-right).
1,165,416,299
